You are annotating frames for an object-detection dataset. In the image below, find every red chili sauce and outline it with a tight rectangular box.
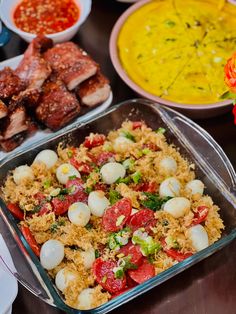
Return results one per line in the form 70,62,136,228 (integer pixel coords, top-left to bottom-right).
13,0,80,35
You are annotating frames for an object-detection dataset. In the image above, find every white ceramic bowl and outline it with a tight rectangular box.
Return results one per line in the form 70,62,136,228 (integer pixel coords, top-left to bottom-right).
0,0,91,43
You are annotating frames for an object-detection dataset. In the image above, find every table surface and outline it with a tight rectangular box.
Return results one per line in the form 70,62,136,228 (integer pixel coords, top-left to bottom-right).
1,1,236,313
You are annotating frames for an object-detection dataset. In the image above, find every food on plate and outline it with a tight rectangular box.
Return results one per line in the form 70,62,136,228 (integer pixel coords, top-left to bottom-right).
1,120,224,309
35,79,81,130
44,42,98,91
13,0,80,35
0,35,111,152
77,71,111,107
0,100,8,119
117,0,236,104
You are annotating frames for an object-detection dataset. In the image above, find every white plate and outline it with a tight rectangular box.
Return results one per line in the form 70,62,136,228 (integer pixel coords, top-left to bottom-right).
0,234,18,314
0,55,113,161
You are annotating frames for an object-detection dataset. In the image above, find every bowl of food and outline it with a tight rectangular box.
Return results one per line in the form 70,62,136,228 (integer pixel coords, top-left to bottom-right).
109,0,236,118
0,0,91,43
0,99,236,313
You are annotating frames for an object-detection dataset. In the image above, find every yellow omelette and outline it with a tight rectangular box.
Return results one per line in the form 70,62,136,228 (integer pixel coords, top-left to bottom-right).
118,0,236,104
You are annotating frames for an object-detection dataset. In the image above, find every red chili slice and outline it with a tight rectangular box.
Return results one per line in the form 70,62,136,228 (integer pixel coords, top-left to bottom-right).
21,226,40,257
7,203,24,220
127,208,156,232
92,258,126,294
84,134,106,148
128,258,155,284
96,152,115,166
132,121,145,130
191,206,209,226
119,242,143,266
102,198,132,232
134,181,158,193
160,238,193,262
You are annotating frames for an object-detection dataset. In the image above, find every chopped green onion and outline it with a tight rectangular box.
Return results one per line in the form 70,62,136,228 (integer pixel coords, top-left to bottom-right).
114,268,124,279
109,190,121,205
122,158,135,171
116,215,125,227
142,148,151,155
43,179,51,189
50,188,61,197
67,150,73,158
85,186,93,194
155,127,166,134
69,175,77,180
131,171,142,184
121,131,136,142
132,229,161,256
115,176,131,184
164,20,176,28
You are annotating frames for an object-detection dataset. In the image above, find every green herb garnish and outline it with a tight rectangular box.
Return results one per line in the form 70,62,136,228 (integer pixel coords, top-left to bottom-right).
85,186,93,194
50,220,65,233
164,20,176,28
85,223,93,230
95,249,100,258
141,193,172,211
109,190,121,205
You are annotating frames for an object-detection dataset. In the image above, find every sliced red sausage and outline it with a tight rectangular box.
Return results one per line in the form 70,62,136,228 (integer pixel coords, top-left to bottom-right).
92,258,126,294
127,208,156,232
66,178,88,203
102,198,132,232
119,242,143,266
96,152,115,166
128,258,155,284
52,195,73,215
69,157,93,174
134,181,158,193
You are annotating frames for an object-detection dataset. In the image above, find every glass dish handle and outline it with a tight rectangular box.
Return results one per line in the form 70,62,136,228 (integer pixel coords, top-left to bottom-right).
0,255,43,297
159,106,236,198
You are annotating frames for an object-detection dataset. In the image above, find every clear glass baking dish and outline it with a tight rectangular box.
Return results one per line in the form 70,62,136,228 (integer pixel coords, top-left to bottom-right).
0,99,236,314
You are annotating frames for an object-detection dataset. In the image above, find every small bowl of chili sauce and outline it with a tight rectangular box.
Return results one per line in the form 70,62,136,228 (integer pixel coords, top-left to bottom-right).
0,0,91,43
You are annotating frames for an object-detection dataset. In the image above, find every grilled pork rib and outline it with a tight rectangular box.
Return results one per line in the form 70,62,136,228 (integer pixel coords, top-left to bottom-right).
44,42,98,90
